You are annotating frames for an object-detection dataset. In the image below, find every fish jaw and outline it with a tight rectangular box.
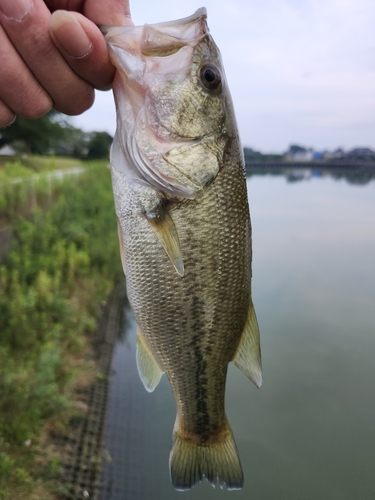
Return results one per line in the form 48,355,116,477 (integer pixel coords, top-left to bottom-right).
105,9,232,200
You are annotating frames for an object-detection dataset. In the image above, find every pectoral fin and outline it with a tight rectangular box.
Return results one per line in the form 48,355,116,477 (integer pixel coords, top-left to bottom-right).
232,301,262,388
136,327,164,392
145,206,184,277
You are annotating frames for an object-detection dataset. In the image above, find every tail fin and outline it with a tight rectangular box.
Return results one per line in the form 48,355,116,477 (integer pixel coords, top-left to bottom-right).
169,418,244,491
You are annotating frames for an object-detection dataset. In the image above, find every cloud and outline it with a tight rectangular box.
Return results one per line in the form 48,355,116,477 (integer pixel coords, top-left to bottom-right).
73,0,375,152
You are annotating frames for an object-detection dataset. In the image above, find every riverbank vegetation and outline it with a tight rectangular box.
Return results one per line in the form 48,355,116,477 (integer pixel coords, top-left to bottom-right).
0,156,87,229
0,158,121,499
243,147,284,164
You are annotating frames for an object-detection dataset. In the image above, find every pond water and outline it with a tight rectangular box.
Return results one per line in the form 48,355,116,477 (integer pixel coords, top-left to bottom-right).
98,173,375,500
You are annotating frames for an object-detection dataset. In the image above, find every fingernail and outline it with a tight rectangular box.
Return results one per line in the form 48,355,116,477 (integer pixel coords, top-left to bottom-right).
50,10,92,59
0,0,32,22
4,114,17,127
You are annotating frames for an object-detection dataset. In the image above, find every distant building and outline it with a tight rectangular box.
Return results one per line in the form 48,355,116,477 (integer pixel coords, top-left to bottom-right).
347,148,374,161
322,149,345,160
333,148,345,159
285,145,314,162
0,145,16,156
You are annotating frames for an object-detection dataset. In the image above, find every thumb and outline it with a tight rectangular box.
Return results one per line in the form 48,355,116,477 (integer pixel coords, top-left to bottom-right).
50,10,117,90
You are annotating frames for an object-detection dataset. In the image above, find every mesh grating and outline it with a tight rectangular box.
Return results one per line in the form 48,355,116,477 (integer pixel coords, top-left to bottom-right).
55,285,126,500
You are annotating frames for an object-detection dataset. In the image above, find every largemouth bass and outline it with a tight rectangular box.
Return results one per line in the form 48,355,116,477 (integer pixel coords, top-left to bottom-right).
104,8,261,491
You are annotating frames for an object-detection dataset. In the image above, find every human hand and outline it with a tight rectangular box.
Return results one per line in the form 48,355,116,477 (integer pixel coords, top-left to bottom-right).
0,0,132,127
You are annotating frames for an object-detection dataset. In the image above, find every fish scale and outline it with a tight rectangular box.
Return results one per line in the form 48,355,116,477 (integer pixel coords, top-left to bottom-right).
105,7,261,491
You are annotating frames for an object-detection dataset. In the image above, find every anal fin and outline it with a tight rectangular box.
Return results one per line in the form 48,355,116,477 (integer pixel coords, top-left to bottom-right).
136,326,164,392
145,205,184,277
232,301,262,388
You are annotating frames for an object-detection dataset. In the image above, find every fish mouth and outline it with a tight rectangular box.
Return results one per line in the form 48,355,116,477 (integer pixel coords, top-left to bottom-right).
100,8,208,38
103,8,209,79
106,9,221,199
104,7,211,137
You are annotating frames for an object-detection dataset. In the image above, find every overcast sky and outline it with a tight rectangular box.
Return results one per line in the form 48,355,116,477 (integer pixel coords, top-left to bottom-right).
71,0,375,153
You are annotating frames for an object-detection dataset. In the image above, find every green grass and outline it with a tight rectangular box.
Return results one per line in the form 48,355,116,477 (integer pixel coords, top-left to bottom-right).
0,160,122,498
0,155,84,173
0,157,92,229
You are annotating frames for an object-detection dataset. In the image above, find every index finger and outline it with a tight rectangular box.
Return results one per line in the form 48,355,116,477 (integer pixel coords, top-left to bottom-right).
81,0,133,27
44,0,133,26
48,0,133,91
0,0,94,115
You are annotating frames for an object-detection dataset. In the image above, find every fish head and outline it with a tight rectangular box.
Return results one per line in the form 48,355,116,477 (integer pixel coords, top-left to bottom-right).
104,9,238,199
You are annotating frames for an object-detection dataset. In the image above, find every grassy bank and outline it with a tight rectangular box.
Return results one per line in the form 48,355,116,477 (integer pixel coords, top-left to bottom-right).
0,159,121,498
0,156,86,228
0,155,84,172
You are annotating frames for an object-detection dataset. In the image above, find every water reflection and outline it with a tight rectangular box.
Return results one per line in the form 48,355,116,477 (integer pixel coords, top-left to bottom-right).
97,174,375,500
246,164,375,185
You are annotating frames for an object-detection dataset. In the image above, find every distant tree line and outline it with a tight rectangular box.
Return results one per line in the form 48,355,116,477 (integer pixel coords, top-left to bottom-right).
243,147,284,163
0,110,113,159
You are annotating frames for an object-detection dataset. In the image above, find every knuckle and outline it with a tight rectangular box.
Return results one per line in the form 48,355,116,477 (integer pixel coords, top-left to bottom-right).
17,88,53,119
27,29,56,61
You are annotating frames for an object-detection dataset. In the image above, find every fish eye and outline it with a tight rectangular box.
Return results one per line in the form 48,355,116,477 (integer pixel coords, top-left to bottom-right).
199,64,222,91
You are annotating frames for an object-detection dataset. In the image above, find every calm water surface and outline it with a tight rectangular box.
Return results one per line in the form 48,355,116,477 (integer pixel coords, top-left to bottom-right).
99,174,375,500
